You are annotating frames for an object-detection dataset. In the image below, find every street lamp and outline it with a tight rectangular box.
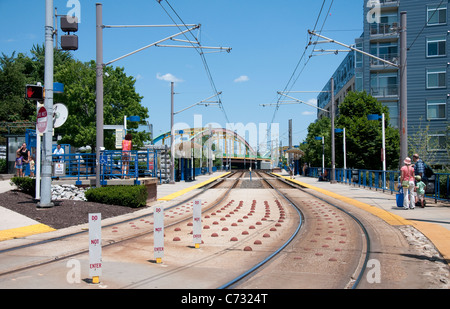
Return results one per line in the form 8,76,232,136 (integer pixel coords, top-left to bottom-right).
315,136,325,175
367,113,386,188
335,128,346,181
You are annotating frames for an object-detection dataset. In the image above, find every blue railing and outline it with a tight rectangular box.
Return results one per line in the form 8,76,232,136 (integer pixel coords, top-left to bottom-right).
50,149,219,185
302,167,450,202
51,149,158,185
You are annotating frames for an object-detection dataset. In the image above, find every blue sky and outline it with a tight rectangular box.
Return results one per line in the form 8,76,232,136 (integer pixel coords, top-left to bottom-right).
0,0,364,148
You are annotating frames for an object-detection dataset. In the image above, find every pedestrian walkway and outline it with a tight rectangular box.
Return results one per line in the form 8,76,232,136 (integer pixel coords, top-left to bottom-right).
274,171,450,264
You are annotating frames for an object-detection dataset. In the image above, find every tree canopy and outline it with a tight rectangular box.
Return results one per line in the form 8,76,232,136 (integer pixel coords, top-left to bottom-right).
0,45,150,149
300,91,400,170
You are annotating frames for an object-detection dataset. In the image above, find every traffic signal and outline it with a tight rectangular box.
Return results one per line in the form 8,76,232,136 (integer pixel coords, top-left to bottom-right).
25,84,44,100
60,16,78,50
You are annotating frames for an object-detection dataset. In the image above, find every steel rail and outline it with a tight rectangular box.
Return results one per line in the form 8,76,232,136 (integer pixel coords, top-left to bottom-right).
0,172,243,278
269,173,371,289
217,171,304,289
0,172,237,255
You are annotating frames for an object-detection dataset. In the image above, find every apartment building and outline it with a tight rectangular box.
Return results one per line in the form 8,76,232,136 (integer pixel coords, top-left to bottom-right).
318,0,449,165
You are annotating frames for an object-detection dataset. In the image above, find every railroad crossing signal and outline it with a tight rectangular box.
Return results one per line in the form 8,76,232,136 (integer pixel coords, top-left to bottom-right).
25,84,44,100
60,15,78,50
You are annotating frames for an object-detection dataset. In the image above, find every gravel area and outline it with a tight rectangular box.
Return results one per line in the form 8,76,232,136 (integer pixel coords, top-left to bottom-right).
0,190,148,230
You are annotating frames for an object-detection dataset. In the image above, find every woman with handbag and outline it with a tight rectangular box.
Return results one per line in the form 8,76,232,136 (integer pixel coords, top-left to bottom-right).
400,157,415,209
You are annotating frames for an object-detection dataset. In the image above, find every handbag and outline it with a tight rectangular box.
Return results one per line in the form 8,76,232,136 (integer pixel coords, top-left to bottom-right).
401,166,412,187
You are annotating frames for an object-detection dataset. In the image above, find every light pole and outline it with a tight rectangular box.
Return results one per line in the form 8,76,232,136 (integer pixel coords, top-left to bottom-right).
315,136,325,175
95,3,230,186
309,13,407,168
368,113,386,188
39,0,54,208
335,127,346,181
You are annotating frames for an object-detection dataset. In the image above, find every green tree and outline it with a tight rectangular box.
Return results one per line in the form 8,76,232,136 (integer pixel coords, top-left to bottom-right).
0,44,150,150
336,91,399,170
301,117,331,167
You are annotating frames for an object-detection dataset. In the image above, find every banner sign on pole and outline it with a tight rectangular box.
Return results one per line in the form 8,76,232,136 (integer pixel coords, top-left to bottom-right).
154,206,164,263
89,213,102,282
193,199,202,248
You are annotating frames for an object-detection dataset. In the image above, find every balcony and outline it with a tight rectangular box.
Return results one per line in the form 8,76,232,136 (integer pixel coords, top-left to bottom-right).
379,0,399,8
371,85,398,98
370,23,399,37
370,53,399,68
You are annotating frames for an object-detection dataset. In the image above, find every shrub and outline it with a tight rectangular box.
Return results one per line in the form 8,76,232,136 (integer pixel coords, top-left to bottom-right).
0,159,6,174
10,177,36,195
85,185,147,208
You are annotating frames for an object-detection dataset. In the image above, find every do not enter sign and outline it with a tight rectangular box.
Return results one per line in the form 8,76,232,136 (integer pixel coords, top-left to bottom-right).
37,106,47,133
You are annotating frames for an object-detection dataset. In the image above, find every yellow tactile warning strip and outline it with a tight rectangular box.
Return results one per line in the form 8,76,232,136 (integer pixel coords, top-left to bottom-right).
0,224,56,242
157,172,231,201
273,173,450,264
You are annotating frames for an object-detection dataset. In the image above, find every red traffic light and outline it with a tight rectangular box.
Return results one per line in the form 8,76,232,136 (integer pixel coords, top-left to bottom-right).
25,84,44,100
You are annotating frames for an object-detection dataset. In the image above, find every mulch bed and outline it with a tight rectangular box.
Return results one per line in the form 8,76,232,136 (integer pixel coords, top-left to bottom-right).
0,190,148,230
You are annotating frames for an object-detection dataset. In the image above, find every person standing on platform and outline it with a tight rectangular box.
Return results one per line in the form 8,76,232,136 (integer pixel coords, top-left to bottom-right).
401,157,415,210
415,175,427,208
17,143,30,176
53,144,64,162
122,133,132,178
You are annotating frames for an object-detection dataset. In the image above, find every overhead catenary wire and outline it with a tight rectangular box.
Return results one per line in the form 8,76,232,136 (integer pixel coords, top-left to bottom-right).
408,0,446,50
270,0,334,126
157,0,231,124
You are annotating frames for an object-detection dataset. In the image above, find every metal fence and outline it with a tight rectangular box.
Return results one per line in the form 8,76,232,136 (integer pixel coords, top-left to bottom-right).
49,148,217,185
304,167,450,202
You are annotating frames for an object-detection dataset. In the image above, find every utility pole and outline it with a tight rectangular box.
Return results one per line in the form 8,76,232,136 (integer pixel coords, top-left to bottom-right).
170,82,175,183
399,11,408,166
95,3,104,188
39,0,54,208
95,3,230,186
330,77,336,183
309,15,408,168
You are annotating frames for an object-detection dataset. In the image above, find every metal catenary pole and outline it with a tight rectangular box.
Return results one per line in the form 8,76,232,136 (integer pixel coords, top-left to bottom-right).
309,15,408,168
39,0,54,207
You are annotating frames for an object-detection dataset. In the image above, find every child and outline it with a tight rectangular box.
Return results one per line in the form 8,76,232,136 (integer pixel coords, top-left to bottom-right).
29,156,35,177
15,153,23,177
415,175,426,208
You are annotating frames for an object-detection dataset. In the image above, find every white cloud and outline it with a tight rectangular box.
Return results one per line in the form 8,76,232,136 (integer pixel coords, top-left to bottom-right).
302,110,316,116
156,73,183,83
302,99,318,116
234,75,249,83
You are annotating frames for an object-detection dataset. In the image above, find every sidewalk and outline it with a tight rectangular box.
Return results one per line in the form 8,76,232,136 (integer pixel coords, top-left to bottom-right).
275,171,450,264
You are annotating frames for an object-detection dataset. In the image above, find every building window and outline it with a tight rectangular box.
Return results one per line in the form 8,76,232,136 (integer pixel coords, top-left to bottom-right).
428,134,447,151
427,99,447,120
384,101,399,128
426,68,447,89
427,36,446,57
370,42,398,65
370,72,398,97
427,4,447,26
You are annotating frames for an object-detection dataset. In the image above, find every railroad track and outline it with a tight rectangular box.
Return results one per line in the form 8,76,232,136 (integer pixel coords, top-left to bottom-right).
0,171,371,290
0,172,241,277
231,172,371,289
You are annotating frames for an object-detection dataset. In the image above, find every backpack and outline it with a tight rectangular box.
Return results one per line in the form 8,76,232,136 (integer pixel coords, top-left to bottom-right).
424,163,434,178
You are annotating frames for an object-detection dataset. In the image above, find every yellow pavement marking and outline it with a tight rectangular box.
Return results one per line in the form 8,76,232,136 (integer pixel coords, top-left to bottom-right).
409,220,450,264
273,173,450,264
0,224,56,241
157,172,231,201
273,173,411,226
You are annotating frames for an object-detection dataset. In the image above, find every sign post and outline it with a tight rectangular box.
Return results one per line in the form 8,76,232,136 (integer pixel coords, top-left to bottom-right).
193,199,202,249
37,106,48,134
154,206,164,263
89,213,102,284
